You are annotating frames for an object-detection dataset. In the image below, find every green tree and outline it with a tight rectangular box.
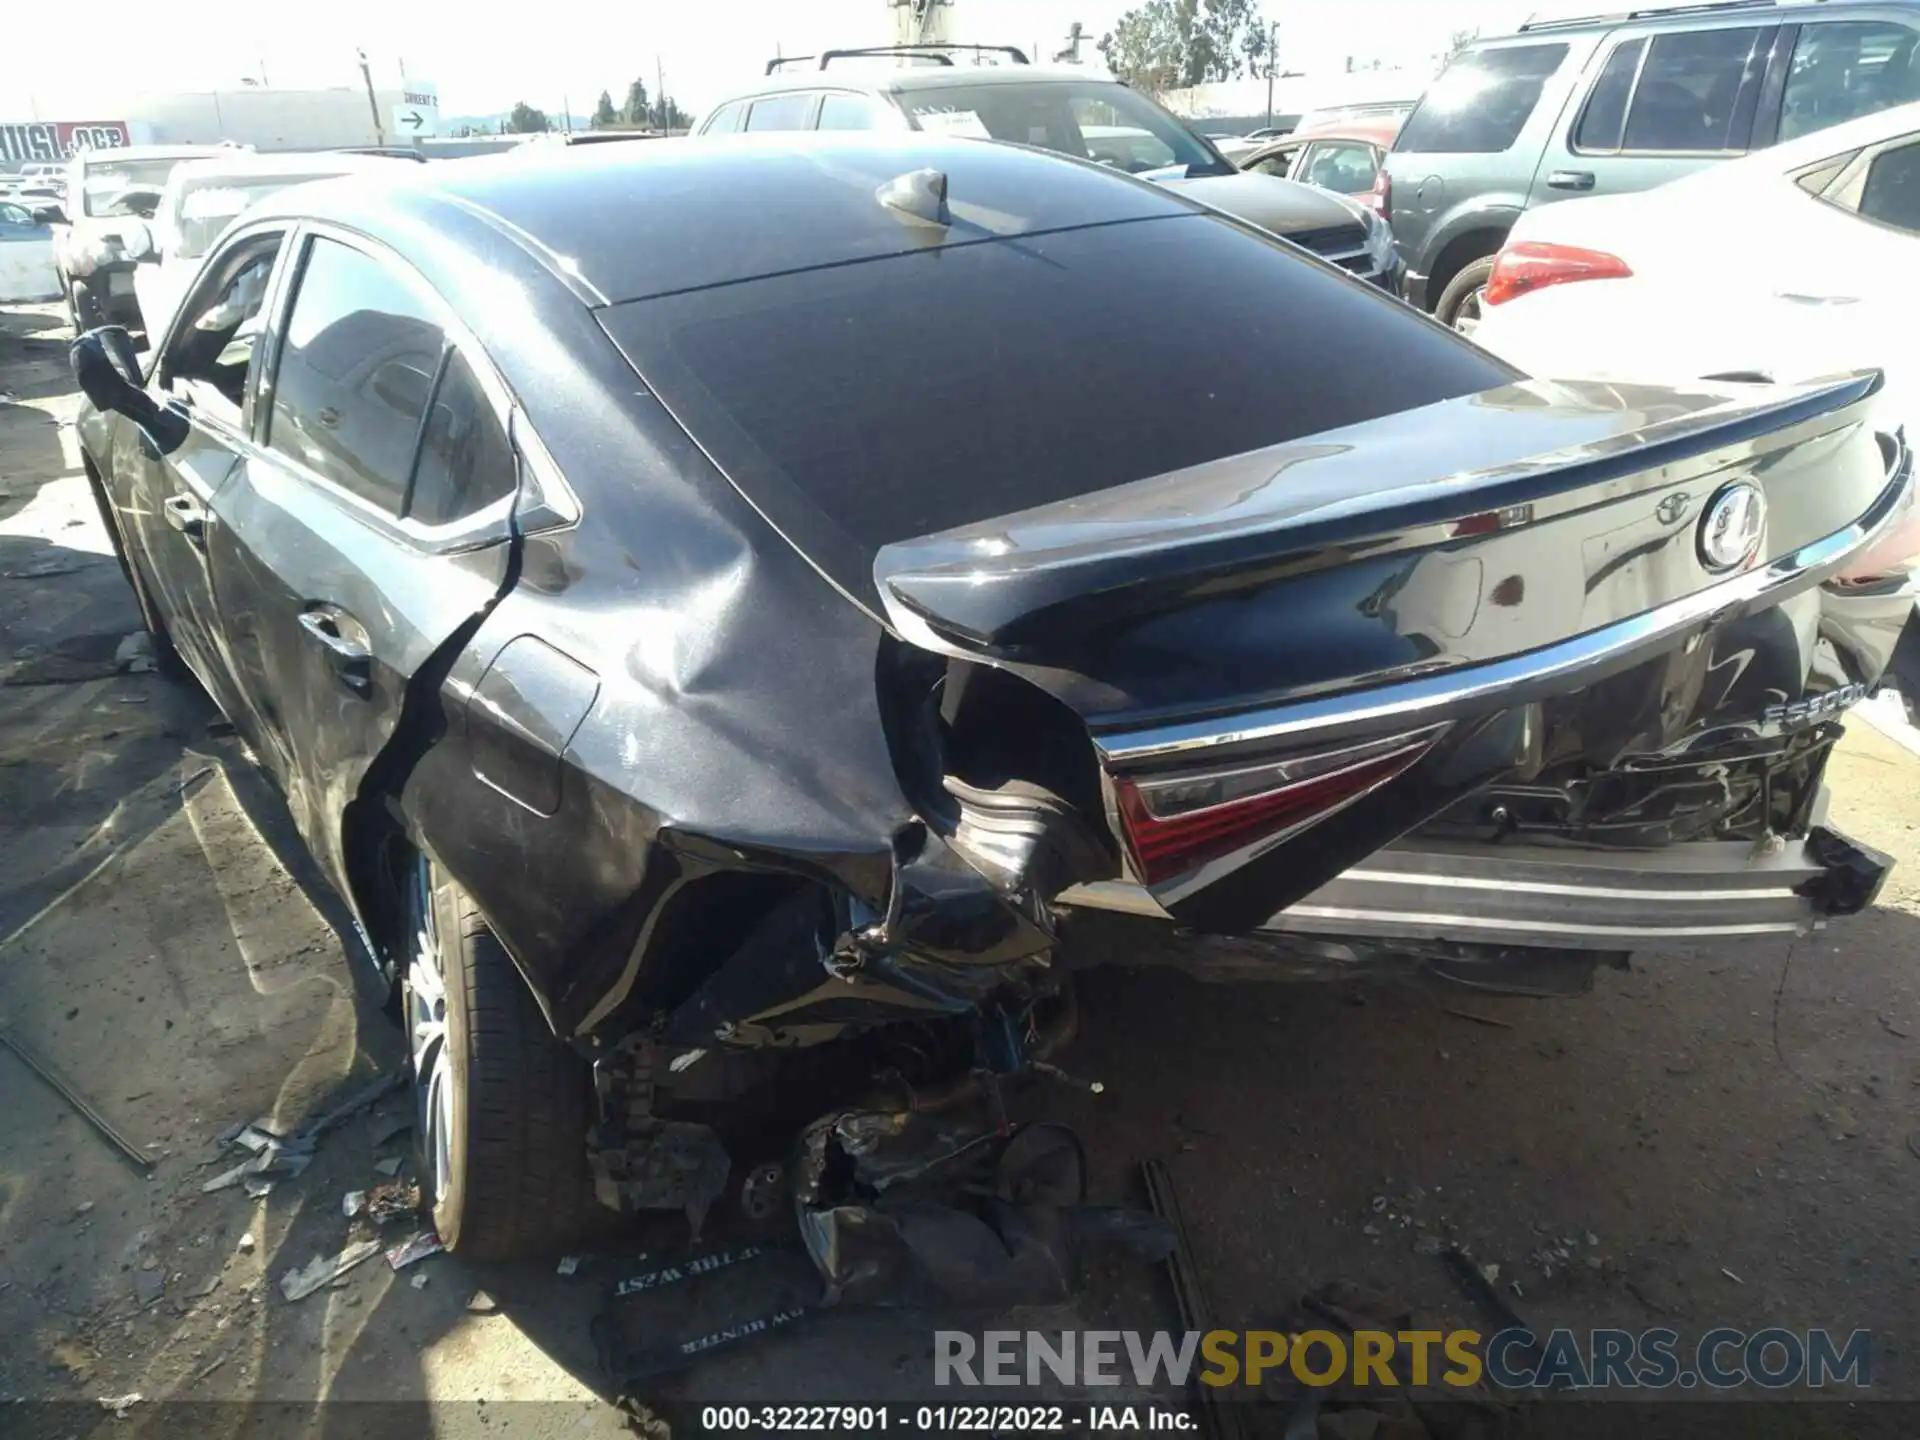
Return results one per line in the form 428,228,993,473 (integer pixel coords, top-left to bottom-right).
1100,0,1272,90
623,78,650,126
592,90,619,128
648,95,690,130
506,101,551,133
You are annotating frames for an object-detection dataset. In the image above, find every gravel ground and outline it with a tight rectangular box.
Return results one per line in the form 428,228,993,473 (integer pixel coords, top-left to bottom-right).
4,302,1918,1437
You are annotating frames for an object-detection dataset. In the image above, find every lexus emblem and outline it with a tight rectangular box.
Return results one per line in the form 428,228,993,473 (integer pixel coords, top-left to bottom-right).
1698,481,1766,572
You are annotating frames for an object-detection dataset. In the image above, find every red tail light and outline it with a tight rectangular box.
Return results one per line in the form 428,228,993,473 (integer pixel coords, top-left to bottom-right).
1484,241,1631,308
1111,727,1444,888
1367,167,1391,220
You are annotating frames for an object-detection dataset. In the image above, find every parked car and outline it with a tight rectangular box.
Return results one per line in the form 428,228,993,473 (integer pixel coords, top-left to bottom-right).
695,45,1401,287
0,199,60,304
56,144,235,332
70,136,1909,1260
1472,98,1920,579
1238,113,1403,212
127,152,403,341
1387,0,1920,328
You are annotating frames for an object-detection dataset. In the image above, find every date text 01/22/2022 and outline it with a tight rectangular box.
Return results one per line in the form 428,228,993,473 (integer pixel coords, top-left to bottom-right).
697,1406,1194,1431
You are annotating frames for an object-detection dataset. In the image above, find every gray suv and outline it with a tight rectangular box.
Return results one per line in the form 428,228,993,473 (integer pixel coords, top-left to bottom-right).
1387,0,1920,328
695,47,1403,289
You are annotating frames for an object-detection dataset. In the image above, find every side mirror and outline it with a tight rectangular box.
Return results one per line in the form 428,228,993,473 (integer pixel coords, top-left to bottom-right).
69,328,189,455
31,203,66,225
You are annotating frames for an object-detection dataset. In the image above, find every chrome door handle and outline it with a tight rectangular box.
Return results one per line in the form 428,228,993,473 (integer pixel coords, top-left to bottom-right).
162,493,207,546
1547,169,1595,191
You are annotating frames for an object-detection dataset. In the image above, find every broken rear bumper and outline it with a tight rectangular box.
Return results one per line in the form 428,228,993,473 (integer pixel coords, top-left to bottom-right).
1056,824,1891,951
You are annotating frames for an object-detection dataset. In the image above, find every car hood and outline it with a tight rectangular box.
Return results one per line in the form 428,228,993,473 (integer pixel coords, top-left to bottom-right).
1161,171,1366,236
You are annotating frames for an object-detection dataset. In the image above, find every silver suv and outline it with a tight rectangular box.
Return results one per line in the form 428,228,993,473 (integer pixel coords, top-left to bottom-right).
696,46,1403,289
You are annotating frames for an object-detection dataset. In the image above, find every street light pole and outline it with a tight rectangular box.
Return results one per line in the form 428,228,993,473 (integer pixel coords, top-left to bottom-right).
358,48,386,146
1266,21,1280,130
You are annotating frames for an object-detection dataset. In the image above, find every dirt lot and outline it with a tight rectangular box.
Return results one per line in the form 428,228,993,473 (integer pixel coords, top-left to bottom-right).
4,300,1919,1436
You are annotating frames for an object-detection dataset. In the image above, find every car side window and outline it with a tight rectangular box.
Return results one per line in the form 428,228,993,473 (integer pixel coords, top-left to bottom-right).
817,93,887,131
702,101,748,135
1780,22,1920,143
1247,147,1293,177
406,347,516,526
267,235,445,515
1574,37,1646,151
159,234,284,419
746,94,814,132
1619,27,1769,153
1394,43,1569,154
0,201,31,226
1858,139,1920,234
1303,141,1378,192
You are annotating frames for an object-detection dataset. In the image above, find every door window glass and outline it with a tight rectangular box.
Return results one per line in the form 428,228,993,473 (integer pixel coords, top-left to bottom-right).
1246,147,1293,177
1301,141,1379,192
267,236,444,514
1575,37,1646,151
746,94,814,132
1394,44,1569,154
406,348,516,525
0,202,31,226
1780,22,1920,142
1620,27,1768,152
1860,139,1920,233
161,236,282,415
818,94,887,131
702,101,748,135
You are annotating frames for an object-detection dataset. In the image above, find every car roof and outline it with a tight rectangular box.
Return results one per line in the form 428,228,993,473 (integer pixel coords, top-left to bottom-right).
1507,0,1911,36
167,152,397,187
77,144,235,164
1276,116,1401,148
245,131,1201,309
713,63,1123,105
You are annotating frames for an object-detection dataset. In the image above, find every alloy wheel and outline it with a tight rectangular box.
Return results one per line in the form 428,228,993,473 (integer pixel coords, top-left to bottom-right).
405,859,455,1207
1452,286,1486,338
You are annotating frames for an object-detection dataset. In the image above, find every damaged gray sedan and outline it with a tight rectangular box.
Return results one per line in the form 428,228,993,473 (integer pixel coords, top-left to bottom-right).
70,133,1912,1259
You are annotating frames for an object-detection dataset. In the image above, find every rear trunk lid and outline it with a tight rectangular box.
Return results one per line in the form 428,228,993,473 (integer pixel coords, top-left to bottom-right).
875,372,1909,930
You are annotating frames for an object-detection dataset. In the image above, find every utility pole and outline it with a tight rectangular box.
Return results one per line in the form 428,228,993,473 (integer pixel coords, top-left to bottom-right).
657,56,666,130
358,48,386,145
562,94,572,134
1265,21,1280,130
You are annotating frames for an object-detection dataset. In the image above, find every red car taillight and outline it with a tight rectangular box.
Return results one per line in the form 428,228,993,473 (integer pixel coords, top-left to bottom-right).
1366,167,1391,221
1111,727,1445,888
1484,241,1632,308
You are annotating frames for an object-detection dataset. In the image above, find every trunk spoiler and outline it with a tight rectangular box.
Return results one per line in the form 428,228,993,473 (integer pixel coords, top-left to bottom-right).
872,373,1887,654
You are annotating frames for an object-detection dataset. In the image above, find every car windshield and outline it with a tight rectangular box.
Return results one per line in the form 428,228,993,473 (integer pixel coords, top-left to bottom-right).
900,79,1236,177
83,158,189,217
174,178,318,257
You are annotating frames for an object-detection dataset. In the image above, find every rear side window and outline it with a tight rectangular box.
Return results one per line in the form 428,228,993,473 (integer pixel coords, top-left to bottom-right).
1781,21,1920,143
1575,38,1646,151
407,348,516,525
607,215,1515,568
702,101,748,135
1619,27,1769,153
1396,44,1568,153
1300,141,1378,192
1246,147,1293,177
268,236,444,514
1860,140,1920,233
818,94,888,131
746,94,814,132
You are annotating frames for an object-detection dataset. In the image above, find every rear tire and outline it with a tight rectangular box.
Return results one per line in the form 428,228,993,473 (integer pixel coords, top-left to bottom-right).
404,854,595,1260
1436,255,1496,335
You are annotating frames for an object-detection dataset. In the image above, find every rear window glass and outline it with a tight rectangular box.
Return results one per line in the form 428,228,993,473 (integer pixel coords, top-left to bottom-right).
1396,44,1568,153
603,215,1514,576
1781,21,1920,142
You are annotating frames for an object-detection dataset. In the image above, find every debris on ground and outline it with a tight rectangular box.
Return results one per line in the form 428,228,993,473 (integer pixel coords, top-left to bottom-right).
366,1180,419,1225
1,1024,155,1173
467,1290,498,1314
410,1272,431,1290
1722,1267,1745,1284
557,1255,581,1277
280,1240,381,1302
74,1200,95,1218
370,1114,412,1148
385,1231,443,1271
373,1155,403,1177
202,1124,315,1193
114,632,155,674
285,1070,405,1147
1440,1245,1528,1332
132,1270,164,1306
342,1191,368,1219
238,1232,256,1255
98,1393,143,1418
